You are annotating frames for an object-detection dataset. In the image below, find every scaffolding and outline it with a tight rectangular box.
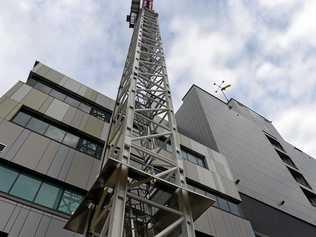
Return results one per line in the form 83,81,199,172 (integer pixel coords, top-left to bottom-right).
65,2,214,237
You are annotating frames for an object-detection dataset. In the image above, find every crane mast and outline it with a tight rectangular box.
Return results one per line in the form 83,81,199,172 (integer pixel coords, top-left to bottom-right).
65,1,214,236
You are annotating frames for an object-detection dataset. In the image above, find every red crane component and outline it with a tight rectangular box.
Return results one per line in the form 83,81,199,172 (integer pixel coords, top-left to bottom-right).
143,0,154,10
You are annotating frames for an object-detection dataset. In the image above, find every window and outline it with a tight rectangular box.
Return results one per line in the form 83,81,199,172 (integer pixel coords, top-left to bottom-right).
34,81,52,94
49,89,66,101
275,150,297,169
45,125,66,142
78,102,91,113
27,75,112,122
78,139,103,159
287,167,312,189
12,110,103,160
12,112,32,127
265,134,285,151
35,183,61,208
90,107,112,123
181,147,207,169
0,162,84,215
186,179,243,217
65,96,80,108
9,174,41,201
0,143,6,152
0,166,18,192
63,133,80,148
58,190,83,214
301,188,316,207
26,117,49,134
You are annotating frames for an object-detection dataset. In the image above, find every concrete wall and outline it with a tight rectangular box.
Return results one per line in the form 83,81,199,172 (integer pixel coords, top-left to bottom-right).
176,85,316,233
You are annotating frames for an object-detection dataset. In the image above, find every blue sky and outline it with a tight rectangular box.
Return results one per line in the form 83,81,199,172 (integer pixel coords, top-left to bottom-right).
1,0,316,157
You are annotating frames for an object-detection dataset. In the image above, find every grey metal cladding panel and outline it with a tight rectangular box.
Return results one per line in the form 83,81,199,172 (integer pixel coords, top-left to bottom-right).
87,159,101,190
0,199,16,230
240,193,316,237
63,106,77,125
2,81,23,99
11,84,32,102
208,207,255,237
194,209,213,235
7,207,30,237
3,204,21,233
95,93,115,110
19,211,42,237
63,77,81,93
57,149,75,182
13,133,50,170
45,218,75,237
65,152,95,190
0,120,25,159
46,146,70,179
70,109,84,129
45,99,69,121
34,215,51,237
176,88,219,152
36,142,60,175
284,143,316,190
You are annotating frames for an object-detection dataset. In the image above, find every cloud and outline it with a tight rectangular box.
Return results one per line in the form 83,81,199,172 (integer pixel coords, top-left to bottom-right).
0,0,315,158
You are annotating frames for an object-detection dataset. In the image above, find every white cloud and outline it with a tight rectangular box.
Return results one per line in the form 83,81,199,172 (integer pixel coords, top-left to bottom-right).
275,104,316,157
0,0,315,158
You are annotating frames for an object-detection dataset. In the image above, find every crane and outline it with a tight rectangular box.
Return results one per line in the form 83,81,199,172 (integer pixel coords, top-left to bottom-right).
65,1,214,236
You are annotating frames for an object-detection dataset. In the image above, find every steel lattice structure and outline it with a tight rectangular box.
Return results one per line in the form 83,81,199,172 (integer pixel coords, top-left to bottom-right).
65,2,214,237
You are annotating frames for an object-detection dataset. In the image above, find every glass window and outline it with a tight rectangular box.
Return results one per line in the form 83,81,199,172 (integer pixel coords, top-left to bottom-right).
49,89,66,101
78,139,97,157
0,166,18,192
228,202,241,216
35,183,61,208
58,190,83,214
63,133,80,148
10,174,41,201
45,125,66,142
12,112,32,127
217,197,230,212
64,96,80,108
78,103,91,113
34,82,52,94
26,118,49,134
96,145,103,159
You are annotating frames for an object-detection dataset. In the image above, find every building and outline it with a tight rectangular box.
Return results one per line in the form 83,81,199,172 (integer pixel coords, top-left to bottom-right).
176,85,316,237
0,62,315,237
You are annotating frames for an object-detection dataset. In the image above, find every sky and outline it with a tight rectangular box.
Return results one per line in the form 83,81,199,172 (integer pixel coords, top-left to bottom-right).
0,0,316,157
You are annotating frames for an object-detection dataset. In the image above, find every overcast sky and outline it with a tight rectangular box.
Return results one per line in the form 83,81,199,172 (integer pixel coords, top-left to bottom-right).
1,0,316,157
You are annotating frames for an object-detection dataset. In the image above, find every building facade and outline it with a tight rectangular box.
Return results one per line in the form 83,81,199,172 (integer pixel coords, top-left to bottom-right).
0,63,315,237
176,85,316,237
